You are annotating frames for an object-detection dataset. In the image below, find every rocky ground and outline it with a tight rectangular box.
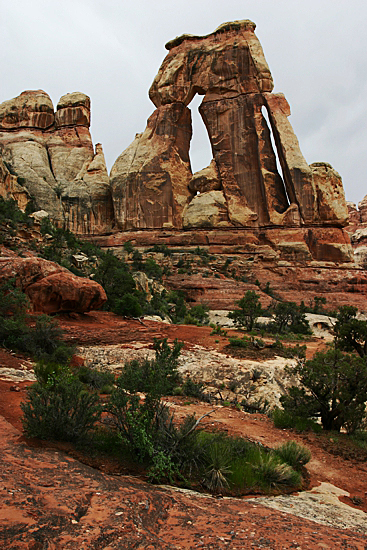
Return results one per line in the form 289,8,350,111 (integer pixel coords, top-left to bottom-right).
0,312,366,549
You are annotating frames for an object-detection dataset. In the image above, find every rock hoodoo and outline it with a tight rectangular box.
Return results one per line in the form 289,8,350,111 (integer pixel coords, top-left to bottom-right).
111,20,348,235
0,90,114,234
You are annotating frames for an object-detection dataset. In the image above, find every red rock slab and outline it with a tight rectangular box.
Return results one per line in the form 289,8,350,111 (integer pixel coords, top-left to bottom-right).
0,415,366,549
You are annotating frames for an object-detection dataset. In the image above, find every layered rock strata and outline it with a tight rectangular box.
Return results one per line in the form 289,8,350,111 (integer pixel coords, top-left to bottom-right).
0,90,113,234
112,20,349,237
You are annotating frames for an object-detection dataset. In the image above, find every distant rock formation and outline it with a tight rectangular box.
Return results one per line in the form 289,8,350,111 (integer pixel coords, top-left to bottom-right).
0,90,114,234
112,20,348,232
0,21,355,267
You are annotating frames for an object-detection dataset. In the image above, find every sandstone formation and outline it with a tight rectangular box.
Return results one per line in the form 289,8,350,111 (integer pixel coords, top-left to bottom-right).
0,251,106,313
110,103,192,229
0,156,30,211
112,19,348,235
0,91,113,234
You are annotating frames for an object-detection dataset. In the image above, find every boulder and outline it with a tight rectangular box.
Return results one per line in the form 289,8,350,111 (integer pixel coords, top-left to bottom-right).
55,92,91,128
189,160,221,193
183,190,230,228
0,253,106,314
0,90,54,130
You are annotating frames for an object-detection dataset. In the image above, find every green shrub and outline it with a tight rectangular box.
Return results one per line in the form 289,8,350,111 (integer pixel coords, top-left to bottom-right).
21,368,101,442
118,338,183,396
18,314,74,364
280,349,367,433
275,441,311,470
252,453,301,489
76,365,115,390
184,304,209,326
272,301,311,335
0,197,32,228
228,336,249,348
181,377,205,399
114,293,143,317
202,440,232,492
228,291,263,331
272,408,322,433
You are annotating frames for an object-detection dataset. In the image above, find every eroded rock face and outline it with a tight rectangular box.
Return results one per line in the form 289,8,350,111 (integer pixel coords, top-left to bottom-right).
0,251,106,313
111,103,192,229
113,19,348,236
183,190,229,228
0,91,112,234
310,162,348,225
0,157,30,211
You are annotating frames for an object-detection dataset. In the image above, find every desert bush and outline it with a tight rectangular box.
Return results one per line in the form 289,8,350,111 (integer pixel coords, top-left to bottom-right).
333,305,367,358
18,314,74,364
184,304,210,326
0,197,32,228
252,453,301,489
76,365,115,390
202,440,232,492
228,336,250,348
228,291,263,331
271,301,311,335
274,441,311,470
272,408,322,433
118,338,183,396
21,367,101,442
280,348,367,433
113,293,143,317
181,377,205,399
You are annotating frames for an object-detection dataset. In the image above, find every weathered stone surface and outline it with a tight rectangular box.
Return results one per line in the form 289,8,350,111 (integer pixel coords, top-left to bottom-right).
0,90,54,130
0,127,64,224
189,160,221,193
347,201,360,225
358,194,367,224
183,190,229,228
0,91,113,234
310,162,348,225
0,252,106,313
0,156,30,211
149,20,273,107
200,94,291,226
110,103,192,230
55,92,91,127
263,93,315,224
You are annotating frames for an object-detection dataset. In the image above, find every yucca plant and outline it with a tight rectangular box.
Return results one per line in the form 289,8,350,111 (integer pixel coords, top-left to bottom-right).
274,441,311,470
203,441,233,493
253,452,301,489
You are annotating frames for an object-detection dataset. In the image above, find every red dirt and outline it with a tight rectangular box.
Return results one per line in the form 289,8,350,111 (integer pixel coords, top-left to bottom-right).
0,312,366,548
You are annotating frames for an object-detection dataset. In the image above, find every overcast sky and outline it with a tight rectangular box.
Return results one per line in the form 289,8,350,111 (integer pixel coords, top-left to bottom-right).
1,0,366,205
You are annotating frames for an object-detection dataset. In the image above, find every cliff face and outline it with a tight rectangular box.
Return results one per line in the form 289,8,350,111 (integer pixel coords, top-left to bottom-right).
0,90,114,234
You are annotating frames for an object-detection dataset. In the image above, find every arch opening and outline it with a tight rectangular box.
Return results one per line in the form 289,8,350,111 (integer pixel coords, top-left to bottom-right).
261,105,291,207
189,94,213,175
